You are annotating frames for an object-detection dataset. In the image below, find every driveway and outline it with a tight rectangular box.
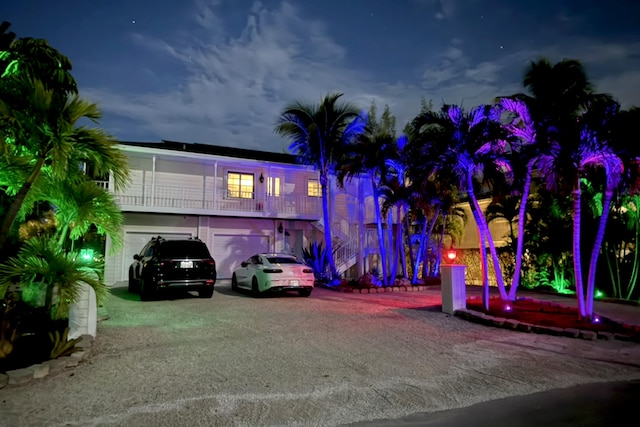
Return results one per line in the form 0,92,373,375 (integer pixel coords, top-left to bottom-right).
1,282,639,426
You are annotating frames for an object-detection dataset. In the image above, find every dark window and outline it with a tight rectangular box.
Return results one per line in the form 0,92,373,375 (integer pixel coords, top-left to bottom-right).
266,256,299,264
159,241,211,258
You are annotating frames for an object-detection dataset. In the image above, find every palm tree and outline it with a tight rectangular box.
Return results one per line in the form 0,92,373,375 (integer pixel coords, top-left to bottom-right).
21,175,124,252
410,104,511,302
275,92,365,279
0,237,108,319
519,58,622,319
336,127,395,285
0,78,129,252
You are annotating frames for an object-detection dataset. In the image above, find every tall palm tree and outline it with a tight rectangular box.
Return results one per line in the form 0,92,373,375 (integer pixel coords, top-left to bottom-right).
275,92,365,279
410,104,511,301
0,78,129,252
336,128,395,285
519,58,622,319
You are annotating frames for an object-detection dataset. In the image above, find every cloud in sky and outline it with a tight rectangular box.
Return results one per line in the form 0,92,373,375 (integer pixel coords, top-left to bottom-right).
58,0,640,152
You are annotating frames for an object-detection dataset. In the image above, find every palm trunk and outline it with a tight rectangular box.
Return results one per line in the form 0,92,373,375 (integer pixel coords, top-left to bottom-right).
396,205,406,278
479,226,490,310
586,188,614,318
371,179,388,285
467,177,508,300
0,157,46,252
320,175,338,279
434,214,448,274
387,211,394,281
403,206,413,277
572,182,587,318
412,217,429,284
412,206,440,284
508,161,533,300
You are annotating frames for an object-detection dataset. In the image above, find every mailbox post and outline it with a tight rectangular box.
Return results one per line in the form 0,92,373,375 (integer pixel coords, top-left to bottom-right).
441,264,466,314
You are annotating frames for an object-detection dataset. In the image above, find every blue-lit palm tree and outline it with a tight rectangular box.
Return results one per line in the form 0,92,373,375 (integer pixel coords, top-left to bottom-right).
275,92,365,279
336,123,395,285
411,104,511,303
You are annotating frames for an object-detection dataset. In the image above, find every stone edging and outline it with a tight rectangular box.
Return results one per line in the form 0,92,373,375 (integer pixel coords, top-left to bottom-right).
453,307,640,343
0,335,94,390
317,284,440,293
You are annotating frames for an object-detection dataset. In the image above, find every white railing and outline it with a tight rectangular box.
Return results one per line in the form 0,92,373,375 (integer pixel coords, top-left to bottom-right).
104,182,321,218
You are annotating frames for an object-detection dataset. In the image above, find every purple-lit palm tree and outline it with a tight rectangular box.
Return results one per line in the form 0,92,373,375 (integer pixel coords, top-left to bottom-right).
275,92,365,280
537,98,623,319
497,97,538,300
410,104,510,303
516,58,622,319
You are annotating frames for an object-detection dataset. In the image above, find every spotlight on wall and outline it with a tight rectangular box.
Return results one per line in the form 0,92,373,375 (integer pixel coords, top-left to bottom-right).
278,223,283,234
259,173,264,183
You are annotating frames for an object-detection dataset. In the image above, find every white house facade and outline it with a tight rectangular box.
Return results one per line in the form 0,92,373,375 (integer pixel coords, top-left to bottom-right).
101,140,378,286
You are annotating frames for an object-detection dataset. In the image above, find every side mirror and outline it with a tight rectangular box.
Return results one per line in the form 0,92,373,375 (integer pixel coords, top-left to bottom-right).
133,254,141,261
241,262,247,267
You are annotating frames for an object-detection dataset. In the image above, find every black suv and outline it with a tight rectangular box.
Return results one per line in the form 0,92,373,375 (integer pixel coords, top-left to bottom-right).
128,236,217,300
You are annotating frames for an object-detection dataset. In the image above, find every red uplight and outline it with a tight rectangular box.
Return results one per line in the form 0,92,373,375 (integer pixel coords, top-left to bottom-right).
446,249,457,262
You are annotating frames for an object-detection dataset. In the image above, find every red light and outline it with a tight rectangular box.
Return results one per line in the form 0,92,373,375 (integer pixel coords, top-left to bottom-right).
446,249,457,262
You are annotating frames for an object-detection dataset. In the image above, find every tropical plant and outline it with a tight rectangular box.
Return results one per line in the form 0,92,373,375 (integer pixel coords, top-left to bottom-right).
276,92,365,279
0,237,109,319
301,241,330,282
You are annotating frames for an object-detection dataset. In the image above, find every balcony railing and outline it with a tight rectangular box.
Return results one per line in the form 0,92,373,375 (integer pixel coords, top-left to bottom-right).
99,182,321,218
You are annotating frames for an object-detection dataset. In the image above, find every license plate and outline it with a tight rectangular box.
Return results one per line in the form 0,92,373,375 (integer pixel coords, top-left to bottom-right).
290,280,299,286
180,261,193,269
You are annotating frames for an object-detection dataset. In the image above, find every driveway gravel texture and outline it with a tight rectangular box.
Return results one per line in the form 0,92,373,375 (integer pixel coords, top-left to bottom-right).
1,282,639,426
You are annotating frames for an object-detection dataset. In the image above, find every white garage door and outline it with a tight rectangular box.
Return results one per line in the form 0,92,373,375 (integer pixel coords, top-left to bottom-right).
211,234,271,279
121,232,192,281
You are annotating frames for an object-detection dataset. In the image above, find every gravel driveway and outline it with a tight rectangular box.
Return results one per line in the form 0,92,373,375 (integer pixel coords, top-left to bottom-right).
1,282,639,426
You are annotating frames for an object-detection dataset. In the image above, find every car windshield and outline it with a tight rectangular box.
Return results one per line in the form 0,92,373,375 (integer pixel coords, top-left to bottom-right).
266,256,299,264
160,241,211,258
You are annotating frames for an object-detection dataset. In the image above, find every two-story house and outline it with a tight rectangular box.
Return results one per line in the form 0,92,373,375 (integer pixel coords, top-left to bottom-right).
102,140,372,286
101,140,510,287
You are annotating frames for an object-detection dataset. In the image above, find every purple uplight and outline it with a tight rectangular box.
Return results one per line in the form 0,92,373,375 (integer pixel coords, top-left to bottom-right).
593,316,601,324
504,305,512,312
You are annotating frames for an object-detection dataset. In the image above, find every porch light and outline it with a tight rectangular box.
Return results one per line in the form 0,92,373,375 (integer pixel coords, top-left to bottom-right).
278,223,284,234
259,173,264,183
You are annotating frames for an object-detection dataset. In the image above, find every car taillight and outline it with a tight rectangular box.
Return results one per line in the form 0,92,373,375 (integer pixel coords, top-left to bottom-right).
302,268,313,274
202,259,215,266
263,268,283,273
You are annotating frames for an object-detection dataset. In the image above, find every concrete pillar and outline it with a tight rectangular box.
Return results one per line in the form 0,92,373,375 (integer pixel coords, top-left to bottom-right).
441,264,466,314
68,283,97,339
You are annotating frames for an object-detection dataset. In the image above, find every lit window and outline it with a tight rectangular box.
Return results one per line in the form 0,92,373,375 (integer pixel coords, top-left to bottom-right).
267,177,280,196
228,172,254,199
308,179,320,197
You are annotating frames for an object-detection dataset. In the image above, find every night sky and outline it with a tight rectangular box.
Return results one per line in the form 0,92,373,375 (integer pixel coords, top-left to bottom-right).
3,0,639,152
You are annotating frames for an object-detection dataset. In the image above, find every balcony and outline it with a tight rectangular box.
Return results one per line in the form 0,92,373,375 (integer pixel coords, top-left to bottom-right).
98,182,322,220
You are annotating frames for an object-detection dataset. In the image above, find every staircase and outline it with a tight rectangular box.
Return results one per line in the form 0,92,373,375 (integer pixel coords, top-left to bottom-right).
312,213,361,277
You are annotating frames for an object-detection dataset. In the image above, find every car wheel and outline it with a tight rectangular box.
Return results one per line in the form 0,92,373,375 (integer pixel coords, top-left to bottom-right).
231,274,238,292
251,276,261,297
140,277,156,301
298,289,312,297
128,269,136,293
199,288,214,298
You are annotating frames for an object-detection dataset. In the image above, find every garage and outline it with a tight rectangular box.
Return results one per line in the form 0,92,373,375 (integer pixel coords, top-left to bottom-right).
120,231,193,281
211,233,271,279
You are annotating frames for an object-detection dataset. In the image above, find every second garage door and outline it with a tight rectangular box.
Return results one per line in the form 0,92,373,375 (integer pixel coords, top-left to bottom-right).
211,234,271,279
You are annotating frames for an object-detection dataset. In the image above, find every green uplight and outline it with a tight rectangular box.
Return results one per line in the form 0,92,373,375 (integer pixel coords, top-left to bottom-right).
80,248,94,261
595,289,605,299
